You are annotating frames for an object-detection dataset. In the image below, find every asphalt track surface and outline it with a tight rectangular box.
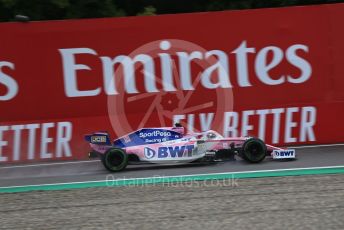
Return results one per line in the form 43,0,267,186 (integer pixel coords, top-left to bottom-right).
1,145,344,187
1,145,344,229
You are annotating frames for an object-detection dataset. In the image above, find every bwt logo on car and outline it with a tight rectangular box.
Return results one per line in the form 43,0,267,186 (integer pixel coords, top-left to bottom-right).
275,150,295,157
139,130,172,138
144,145,195,159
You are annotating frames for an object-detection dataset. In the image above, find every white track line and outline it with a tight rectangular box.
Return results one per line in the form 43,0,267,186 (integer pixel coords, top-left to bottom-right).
290,143,344,149
1,143,344,170
0,165,344,190
0,160,100,169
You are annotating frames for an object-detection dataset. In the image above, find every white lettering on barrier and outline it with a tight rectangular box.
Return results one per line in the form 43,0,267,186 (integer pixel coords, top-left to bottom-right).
300,106,316,142
286,45,312,84
0,121,73,162
271,108,284,144
11,125,24,161
223,112,239,137
188,114,195,133
201,50,232,89
59,40,312,98
200,113,214,132
0,126,9,162
59,48,100,97
241,110,254,136
0,40,314,102
40,122,54,159
174,106,317,144
0,61,18,101
255,46,285,85
56,122,72,157
231,41,255,87
256,109,269,140
27,124,39,160
158,41,176,92
285,107,299,143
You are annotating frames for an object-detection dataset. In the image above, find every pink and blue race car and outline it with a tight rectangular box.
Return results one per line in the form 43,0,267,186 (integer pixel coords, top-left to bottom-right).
85,125,296,172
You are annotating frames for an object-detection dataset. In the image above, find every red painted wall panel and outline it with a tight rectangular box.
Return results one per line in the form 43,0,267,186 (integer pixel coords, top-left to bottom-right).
0,3,343,163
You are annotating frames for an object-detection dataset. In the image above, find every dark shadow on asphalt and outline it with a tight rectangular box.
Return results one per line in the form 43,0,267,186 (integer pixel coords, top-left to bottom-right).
117,158,236,173
123,162,217,173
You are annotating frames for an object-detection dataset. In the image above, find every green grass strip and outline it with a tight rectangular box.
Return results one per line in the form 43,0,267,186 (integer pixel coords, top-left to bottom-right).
1,166,344,193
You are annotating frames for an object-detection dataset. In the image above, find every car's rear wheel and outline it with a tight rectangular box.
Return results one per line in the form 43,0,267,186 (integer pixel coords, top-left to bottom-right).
102,148,128,172
240,138,267,163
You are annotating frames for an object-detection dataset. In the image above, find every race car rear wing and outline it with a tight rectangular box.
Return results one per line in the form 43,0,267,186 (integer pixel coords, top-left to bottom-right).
84,132,112,145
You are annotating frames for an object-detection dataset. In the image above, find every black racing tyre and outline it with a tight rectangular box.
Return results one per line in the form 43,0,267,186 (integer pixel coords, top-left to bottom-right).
102,148,128,172
240,138,267,163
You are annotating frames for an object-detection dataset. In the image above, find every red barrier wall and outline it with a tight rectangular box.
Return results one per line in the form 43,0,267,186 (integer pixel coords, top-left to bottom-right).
0,3,343,163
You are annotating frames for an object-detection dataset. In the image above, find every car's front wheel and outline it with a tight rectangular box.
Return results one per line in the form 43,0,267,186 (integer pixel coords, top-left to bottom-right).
240,138,267,163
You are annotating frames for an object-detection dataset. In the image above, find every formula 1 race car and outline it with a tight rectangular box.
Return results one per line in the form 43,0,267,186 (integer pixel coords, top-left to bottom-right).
85,125,296,172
